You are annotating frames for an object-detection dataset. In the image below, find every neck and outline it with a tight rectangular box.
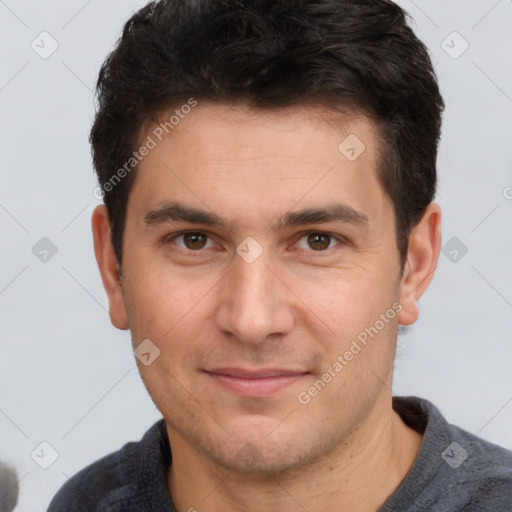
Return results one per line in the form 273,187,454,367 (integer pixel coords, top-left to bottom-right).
167,396,423,512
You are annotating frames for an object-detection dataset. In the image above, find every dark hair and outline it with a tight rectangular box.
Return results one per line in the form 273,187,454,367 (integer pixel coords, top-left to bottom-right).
90,0,444,269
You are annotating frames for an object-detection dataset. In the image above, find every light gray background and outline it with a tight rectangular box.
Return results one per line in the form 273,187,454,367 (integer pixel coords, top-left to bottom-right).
1,1,511,510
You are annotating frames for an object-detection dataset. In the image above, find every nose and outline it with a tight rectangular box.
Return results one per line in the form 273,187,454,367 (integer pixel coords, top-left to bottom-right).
213,248,295,345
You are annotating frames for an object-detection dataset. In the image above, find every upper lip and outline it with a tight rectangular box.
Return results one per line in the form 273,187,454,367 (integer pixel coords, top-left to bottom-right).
204,368,308,379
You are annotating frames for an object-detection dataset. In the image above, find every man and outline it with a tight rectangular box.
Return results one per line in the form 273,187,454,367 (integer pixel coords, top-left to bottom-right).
48,0,512,510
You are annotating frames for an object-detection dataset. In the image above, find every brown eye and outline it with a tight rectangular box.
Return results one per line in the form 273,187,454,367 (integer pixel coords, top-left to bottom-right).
307,232,332,251
182,232,208,250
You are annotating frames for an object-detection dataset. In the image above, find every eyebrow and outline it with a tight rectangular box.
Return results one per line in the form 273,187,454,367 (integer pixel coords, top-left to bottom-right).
143,201,369,231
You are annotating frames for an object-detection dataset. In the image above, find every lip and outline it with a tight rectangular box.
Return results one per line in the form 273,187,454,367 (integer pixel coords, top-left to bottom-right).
203,368,308,397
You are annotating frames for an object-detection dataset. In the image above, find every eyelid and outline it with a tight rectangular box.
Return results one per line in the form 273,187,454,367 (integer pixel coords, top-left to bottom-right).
164,230,218,249
291,230,346,252
164,229,347,254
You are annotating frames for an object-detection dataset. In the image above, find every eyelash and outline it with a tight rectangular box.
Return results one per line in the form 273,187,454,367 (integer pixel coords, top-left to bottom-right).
163,230,346,256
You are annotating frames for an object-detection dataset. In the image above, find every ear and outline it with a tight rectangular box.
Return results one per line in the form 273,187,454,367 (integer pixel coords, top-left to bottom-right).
397,202,442,326
91,205,129,330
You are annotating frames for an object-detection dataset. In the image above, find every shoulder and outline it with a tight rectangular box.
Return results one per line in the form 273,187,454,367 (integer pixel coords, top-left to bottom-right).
47,419,169,512
443,421,512,507
426,397,512,482
386,397,512,511
396,396,512,473
47,442,136,511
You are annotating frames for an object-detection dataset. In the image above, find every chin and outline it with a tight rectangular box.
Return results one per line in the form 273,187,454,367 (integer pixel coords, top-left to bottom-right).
214,445,308,476
204,427,328,477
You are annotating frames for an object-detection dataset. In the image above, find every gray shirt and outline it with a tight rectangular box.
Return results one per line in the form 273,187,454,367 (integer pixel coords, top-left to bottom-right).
47,396,512,511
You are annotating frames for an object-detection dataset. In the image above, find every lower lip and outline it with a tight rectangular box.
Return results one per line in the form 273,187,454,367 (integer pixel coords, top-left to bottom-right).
204,372,306,397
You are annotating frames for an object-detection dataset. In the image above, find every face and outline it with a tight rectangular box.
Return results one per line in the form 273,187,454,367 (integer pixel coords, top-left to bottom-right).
97,102,426,474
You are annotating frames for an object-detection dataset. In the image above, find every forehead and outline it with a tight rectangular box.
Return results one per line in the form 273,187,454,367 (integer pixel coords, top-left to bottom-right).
128,101,390,229
138,100,379,168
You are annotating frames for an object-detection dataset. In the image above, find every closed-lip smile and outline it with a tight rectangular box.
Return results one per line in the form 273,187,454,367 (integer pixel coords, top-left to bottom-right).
203,367,308,397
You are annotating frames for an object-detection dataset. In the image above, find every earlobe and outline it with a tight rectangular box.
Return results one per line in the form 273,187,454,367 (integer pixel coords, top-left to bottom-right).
91,205,130,330
397,202,442,326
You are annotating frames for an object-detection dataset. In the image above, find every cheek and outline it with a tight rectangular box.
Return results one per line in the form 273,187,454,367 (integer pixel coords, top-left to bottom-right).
304,277,399,385
302,269,396,336
122,255,217,339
